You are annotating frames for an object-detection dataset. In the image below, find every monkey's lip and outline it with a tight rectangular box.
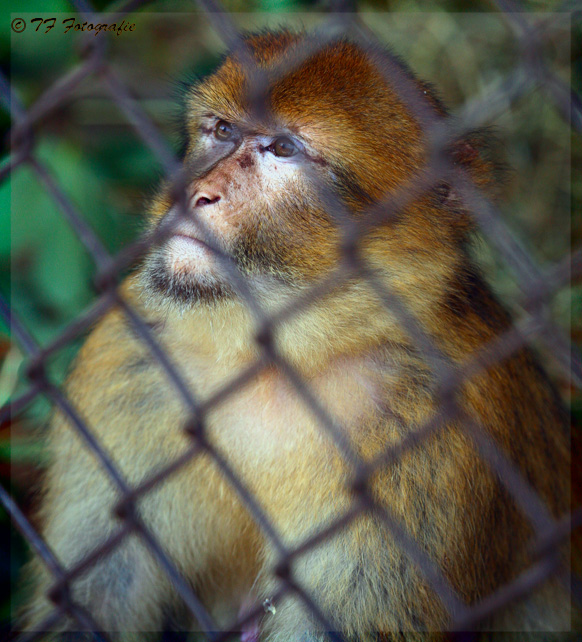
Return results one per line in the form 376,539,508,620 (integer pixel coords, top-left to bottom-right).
168,219,214,249
172,232,210,249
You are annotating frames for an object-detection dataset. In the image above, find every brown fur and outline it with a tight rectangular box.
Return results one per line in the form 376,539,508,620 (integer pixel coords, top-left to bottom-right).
21,30,570,641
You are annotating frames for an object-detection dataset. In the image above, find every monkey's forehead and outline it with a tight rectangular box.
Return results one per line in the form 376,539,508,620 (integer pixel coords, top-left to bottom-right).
185,32,444,191
187,35,438,139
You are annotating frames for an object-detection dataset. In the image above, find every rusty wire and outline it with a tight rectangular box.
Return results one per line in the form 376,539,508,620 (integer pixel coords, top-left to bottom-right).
1,0,581,640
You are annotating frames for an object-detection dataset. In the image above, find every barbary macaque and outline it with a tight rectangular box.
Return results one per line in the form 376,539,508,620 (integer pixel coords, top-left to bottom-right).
22,29,570,641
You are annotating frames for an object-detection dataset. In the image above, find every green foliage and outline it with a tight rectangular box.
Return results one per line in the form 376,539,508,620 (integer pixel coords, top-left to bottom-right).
6,137,139,343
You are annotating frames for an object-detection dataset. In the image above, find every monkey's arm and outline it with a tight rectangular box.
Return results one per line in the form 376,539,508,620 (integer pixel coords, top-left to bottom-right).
254,343,569,641
22,292,259,635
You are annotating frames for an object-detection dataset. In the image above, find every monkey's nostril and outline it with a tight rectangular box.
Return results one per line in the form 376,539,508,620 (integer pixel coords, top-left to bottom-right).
195,195,221,207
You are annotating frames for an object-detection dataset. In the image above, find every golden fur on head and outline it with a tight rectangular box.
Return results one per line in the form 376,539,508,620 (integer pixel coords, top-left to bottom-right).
142,30,505,371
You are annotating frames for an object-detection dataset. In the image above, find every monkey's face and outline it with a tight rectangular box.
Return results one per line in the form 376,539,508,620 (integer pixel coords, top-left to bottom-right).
143,106,339,305
143,31,484,308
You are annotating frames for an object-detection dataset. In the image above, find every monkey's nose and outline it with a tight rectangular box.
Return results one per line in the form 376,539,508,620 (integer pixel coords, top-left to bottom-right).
195,194,221,207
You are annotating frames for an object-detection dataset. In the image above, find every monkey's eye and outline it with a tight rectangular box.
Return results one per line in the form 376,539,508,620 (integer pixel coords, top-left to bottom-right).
214,120,235,141
272,136,297,158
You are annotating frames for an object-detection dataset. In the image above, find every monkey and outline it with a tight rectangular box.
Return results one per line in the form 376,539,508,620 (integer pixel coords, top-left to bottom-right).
21,28,571,641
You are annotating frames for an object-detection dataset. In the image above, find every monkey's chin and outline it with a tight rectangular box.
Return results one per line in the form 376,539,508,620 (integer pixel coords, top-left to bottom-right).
141,241,236,306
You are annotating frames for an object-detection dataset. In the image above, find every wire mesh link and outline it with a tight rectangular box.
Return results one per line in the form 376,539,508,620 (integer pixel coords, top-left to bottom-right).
1,0,580,640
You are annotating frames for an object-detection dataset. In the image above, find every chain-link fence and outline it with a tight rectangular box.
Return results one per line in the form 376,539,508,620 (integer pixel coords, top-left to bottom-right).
2,0,581,640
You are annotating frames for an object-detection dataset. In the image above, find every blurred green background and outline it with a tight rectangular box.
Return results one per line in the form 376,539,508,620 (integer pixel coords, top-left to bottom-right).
1,0,580,636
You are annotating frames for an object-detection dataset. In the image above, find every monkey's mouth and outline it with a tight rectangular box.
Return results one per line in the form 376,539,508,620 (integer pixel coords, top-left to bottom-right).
166,218,217,254
162,220,219,277
161,206,228,260
172,233,211,251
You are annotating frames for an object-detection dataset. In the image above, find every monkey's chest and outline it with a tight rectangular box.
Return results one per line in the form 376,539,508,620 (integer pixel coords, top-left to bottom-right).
200,362,381,469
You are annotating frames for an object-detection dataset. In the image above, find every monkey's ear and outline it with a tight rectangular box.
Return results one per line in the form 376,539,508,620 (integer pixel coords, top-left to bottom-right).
432,129,507,234
449,128,507,202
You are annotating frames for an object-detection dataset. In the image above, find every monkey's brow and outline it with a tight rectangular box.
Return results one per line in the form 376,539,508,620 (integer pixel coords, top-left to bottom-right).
198,114,301,141
197,104,303,139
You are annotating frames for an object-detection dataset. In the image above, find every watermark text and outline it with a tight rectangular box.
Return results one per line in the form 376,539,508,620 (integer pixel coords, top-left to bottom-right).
11,17,136,36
